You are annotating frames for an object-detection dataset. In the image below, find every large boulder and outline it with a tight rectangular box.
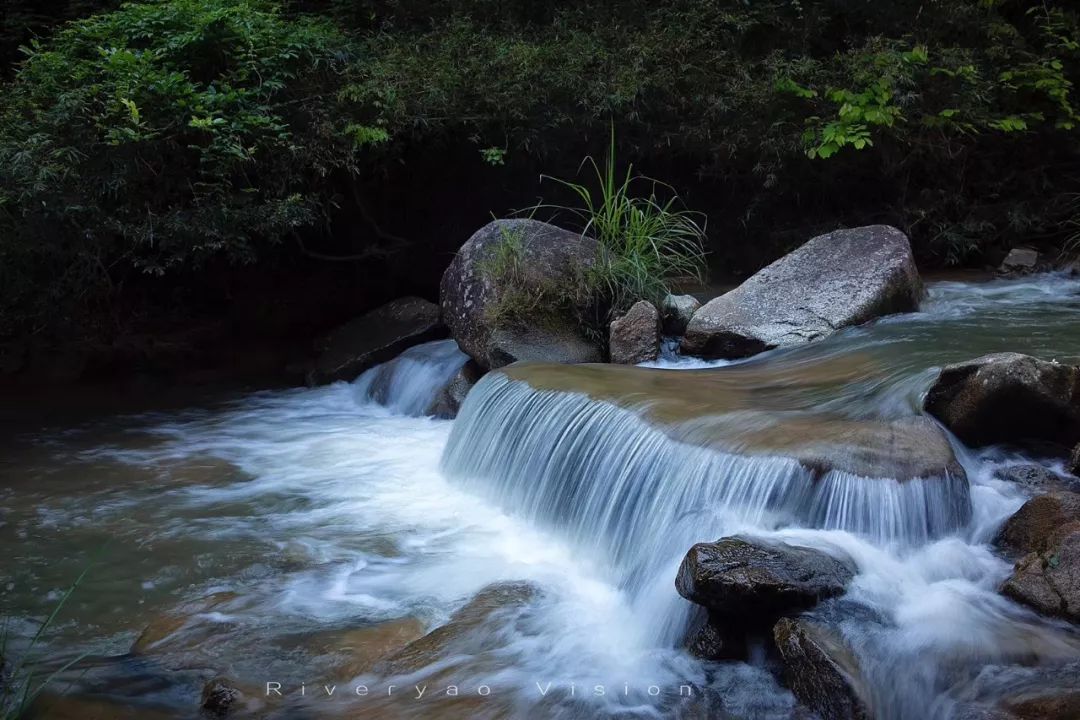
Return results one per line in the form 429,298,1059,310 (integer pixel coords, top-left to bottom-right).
609,300,661,365
661,293,701,336
681,225,922,359
309,297,444,384
773,618,871,720
997,492,1080,555
676,538,853,621
1001,521,1080,621
923,353,1080,452
440,219,602,369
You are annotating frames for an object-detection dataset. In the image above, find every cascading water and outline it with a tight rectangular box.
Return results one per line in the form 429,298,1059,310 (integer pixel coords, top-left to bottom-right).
3,274,1080,720
352,338,467,416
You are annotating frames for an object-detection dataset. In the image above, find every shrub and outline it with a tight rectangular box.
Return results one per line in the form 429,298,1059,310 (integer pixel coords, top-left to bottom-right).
0,0,357,337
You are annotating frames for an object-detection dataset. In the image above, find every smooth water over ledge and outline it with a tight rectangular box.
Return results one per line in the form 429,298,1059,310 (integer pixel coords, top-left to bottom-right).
2,274,1080,719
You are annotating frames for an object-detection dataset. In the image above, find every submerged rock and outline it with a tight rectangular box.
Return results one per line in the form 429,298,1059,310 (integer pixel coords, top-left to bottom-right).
676,538,853,621
428,360,484,419
320,617,427,678
681,225,922,360
440,219,602,369
609,300,661,365
131,592,239,656
773,618,871,720
309,297,444,384
997,492,1080,555
661,294,701,336
923,353,1080,453
376,581,539,676
28,694,179,719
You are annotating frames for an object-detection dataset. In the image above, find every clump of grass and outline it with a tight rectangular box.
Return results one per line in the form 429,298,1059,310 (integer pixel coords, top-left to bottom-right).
478,219,589,330
2,565,92,720
541,128,708,317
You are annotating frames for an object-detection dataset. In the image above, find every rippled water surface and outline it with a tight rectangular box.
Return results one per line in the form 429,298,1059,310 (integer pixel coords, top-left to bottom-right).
2,275,1080,719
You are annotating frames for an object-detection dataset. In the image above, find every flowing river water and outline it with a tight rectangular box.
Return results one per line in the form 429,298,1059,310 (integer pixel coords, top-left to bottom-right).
2,274,1080,719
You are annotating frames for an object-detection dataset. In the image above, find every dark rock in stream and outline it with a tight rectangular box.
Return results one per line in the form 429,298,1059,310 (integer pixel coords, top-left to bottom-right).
676,538,854,622
772,617,871,720
1069,443,1080,477
998,247,1042,276
609,300,661,365
440,219,602,370
681,225,922,360
661,294,701,336
308,296,445,384
428,360,484,419
924,353,1080,453
200,677,243,718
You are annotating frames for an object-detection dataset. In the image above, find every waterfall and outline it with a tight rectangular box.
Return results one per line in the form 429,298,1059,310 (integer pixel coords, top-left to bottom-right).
352,339,467,416
441,370,972,644
444,370,970,550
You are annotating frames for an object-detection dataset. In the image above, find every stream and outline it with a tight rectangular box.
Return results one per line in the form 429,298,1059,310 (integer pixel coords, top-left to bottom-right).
2,274,1080,719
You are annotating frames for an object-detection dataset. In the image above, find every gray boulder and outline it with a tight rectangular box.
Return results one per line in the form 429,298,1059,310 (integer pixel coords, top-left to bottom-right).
999,247,1040,275
681,225,922,359
923,353,1080,452
773,618,871,720
309,297,444,384
676,538,853,621
440,219,602,369
1070,444,1080,476
609,300,661,365
661,293,701,336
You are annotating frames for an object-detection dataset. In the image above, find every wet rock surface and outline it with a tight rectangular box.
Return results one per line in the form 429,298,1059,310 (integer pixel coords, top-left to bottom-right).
994,465,1080,494
772,617,871,720
999,247,1041,275
439,219,601,370
609,300,661,365
681,225,922,360
309,297,445,384
997,492,1080,555
924,353,1080,453
486,325,601,368
1001,522,1080,621
502,363,966,482
661,293,701,336
428,360,484,419
676,538,853,621
376,581,540,677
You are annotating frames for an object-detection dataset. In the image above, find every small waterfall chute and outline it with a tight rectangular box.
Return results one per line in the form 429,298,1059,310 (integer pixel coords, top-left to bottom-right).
353,339,468,416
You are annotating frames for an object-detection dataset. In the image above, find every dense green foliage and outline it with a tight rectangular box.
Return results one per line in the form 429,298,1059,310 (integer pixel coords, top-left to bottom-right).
1,0,1078,348
0,0,355,336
